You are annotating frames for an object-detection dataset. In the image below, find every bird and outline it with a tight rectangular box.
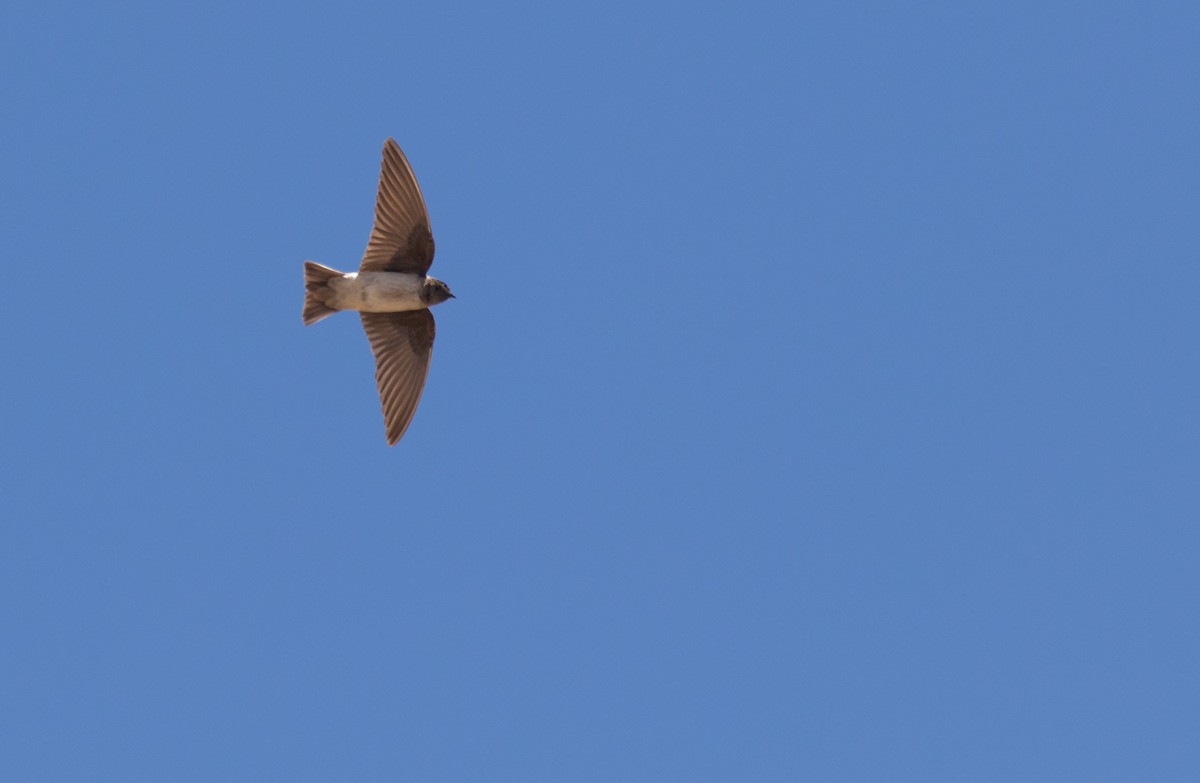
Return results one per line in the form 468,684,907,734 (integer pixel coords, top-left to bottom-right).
302,138,454,445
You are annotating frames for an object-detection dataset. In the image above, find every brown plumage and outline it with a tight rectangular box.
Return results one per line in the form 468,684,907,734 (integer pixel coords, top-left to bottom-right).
301,139,454,445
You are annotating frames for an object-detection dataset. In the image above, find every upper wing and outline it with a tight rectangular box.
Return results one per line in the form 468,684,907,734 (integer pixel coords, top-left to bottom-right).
360,310,436,445
359,138,435,275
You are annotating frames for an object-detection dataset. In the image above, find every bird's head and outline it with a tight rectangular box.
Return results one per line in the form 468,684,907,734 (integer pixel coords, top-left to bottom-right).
422,278,456,306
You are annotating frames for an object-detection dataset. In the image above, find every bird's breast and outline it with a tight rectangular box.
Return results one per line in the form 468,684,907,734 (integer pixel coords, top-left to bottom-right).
328,271,427,312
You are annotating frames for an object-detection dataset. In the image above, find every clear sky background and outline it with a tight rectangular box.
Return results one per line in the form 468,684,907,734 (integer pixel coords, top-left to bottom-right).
3,1,1198,780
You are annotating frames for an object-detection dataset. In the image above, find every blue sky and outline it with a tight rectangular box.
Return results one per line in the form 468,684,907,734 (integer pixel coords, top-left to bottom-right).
3,1,1199,779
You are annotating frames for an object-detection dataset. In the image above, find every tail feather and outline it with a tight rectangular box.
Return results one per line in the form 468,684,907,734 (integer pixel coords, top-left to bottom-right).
303,261,343,325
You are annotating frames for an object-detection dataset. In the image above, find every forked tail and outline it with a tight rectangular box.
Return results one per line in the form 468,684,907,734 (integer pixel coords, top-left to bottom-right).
302,261,343,325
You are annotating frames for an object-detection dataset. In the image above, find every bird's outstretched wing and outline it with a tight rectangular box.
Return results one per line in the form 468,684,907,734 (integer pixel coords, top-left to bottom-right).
360,310,436,445
359,138,435,275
